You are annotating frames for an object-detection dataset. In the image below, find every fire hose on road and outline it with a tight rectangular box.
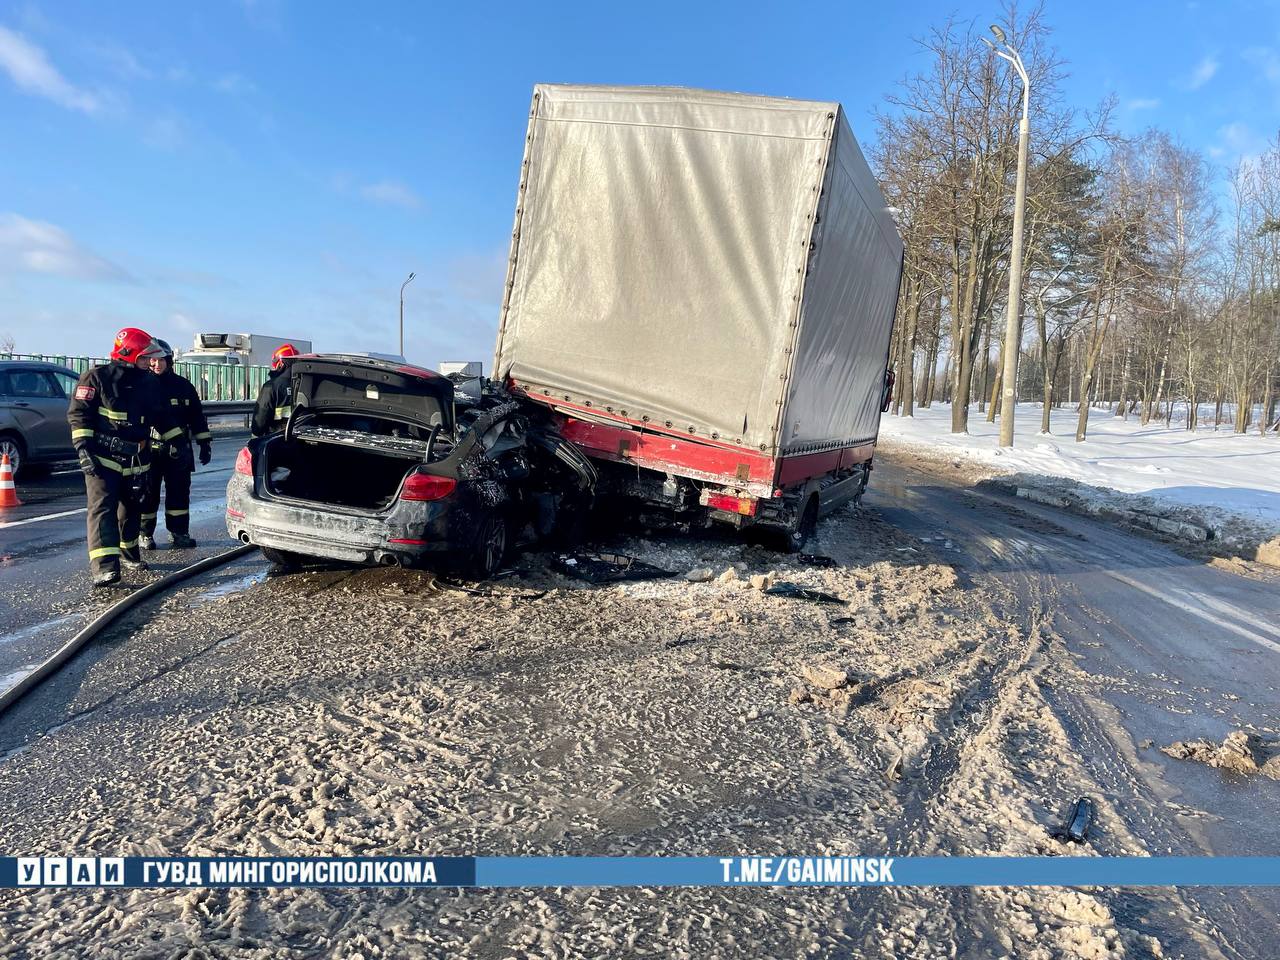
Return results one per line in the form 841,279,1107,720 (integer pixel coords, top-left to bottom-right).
0,544,257,718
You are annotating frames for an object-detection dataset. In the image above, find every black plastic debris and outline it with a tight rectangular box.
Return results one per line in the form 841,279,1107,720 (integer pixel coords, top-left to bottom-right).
1052,796,1094,843
433,577,547,601
764,581,847,605
798,554,839,568
552,552,672,584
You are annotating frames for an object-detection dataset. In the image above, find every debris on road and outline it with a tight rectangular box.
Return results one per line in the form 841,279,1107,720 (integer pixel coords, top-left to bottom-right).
748,572,774,591
715,566,739,585
552,551,672,584
1053,796,1095,843
801,662,849,690
683,567,714,582
1160,730,1280,777
764,581,846,605
431,576,547,602
797,554,839,568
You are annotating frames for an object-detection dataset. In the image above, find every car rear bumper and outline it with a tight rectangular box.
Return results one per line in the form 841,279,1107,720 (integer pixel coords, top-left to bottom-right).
225,474,452,565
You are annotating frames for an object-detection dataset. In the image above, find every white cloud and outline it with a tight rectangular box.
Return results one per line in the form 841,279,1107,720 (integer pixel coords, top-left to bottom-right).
0,213,130,281
1213,121,1268,166
89,41,151,80
143,111,190,151
1125,98,1161,111
213,72,256,95
1243,47,1280,85
1186,54,1219,90
359,180,423,210
0,24,99,112
168,312,198,333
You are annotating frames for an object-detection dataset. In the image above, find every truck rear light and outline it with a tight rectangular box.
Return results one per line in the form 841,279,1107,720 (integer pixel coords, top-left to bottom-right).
704,492,758,516
234,447,252,476
400,472,456,501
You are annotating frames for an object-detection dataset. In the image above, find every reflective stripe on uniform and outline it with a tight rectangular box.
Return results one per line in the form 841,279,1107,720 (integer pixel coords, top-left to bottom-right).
97,458,151,476
159,426,185,441
72,428,95,440
98,407,129,421
141,512,158,520
193,432,212,441
274,405,292,419
89,546,121,560
165,509,189,516
119,538,138,550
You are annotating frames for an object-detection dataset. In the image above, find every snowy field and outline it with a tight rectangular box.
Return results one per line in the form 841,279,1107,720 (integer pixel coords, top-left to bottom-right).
879,403,1280,541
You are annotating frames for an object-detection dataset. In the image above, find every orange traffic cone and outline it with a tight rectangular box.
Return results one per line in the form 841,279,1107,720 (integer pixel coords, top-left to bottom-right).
0,452,21,508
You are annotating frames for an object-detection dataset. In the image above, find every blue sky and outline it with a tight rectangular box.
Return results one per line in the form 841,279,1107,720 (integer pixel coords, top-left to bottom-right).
1,0,1277,365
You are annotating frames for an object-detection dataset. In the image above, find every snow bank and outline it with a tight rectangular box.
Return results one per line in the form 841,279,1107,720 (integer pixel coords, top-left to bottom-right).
879,403,1280,547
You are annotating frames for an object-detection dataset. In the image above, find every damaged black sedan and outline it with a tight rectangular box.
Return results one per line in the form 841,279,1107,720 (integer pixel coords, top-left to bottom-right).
226,355,595,577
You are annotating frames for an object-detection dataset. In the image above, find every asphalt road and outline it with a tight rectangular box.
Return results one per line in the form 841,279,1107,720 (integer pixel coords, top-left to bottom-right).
868,453,1280,955
0,433,248,692
1,444,1278,954
5,440,1276,855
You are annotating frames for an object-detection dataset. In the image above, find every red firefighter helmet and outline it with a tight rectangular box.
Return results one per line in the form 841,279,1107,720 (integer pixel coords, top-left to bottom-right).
111,328,162,363
271,343,300,370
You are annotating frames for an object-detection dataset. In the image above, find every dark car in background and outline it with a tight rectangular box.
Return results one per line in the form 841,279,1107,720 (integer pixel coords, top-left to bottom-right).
226,355,596,577
0,360,81,476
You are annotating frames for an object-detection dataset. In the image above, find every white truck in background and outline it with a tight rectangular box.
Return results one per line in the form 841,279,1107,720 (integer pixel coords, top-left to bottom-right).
182,333,313,366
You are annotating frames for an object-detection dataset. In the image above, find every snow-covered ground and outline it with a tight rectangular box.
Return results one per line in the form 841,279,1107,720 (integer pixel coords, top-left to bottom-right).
879,403,1280,546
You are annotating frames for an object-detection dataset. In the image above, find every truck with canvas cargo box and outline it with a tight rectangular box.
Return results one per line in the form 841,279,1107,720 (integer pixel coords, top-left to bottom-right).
494,84,903,549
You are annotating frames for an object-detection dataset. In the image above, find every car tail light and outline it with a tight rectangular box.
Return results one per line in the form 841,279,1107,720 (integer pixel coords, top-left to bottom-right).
400,471,456,501
705,492,758,516
234,447,252,476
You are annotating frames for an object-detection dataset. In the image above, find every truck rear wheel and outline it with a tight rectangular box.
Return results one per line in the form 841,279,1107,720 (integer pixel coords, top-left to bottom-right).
766,496,817,553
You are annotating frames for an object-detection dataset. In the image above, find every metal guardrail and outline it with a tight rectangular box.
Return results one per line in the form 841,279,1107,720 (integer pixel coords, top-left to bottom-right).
204,401,255,418
2,353,272,402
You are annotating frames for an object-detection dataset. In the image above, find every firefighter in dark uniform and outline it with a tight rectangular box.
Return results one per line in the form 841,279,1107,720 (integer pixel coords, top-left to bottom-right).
67,328,168,587
251,343,300,436
139,339,212,551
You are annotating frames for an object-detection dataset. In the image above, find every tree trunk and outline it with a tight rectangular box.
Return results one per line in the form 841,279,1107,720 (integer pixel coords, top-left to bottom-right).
899,274,921,418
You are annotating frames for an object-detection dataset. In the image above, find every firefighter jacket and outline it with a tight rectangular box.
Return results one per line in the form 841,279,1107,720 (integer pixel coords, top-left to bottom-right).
67,361,172,472
251,367,293,437
149,369,211,452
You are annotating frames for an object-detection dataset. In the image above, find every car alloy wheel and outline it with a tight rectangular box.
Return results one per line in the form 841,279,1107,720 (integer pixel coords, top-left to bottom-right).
0,436,21,477
475,513,508,578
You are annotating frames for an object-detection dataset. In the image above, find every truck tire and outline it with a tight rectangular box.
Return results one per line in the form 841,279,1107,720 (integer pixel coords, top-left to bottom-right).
766,496,818,554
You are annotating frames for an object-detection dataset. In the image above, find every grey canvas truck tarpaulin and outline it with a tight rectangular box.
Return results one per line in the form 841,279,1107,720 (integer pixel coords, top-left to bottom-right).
494,84,903,459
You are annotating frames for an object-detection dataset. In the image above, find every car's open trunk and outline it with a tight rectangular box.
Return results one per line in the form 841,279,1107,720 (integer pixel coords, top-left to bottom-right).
264,415,445,511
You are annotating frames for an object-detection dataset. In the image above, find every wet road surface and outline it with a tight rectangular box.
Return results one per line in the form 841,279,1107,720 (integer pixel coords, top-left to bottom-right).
0,433,248,694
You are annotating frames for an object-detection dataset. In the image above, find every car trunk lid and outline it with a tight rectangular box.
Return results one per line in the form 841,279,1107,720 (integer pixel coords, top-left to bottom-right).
291,355,454,432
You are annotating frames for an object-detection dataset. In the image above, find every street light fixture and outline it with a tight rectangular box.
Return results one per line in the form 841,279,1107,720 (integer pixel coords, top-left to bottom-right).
399,271,416,359
986,23,1030,448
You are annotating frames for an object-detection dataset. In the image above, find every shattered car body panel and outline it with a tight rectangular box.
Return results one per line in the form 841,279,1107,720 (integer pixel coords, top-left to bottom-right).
227,356,595,576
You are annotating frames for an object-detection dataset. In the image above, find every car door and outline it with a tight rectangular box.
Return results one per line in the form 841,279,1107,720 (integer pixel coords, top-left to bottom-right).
5,368,69,457
45,369,80,457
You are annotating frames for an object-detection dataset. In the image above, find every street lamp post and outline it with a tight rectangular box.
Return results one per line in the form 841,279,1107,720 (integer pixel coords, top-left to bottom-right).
986,24,1030,448
399,271,416,359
